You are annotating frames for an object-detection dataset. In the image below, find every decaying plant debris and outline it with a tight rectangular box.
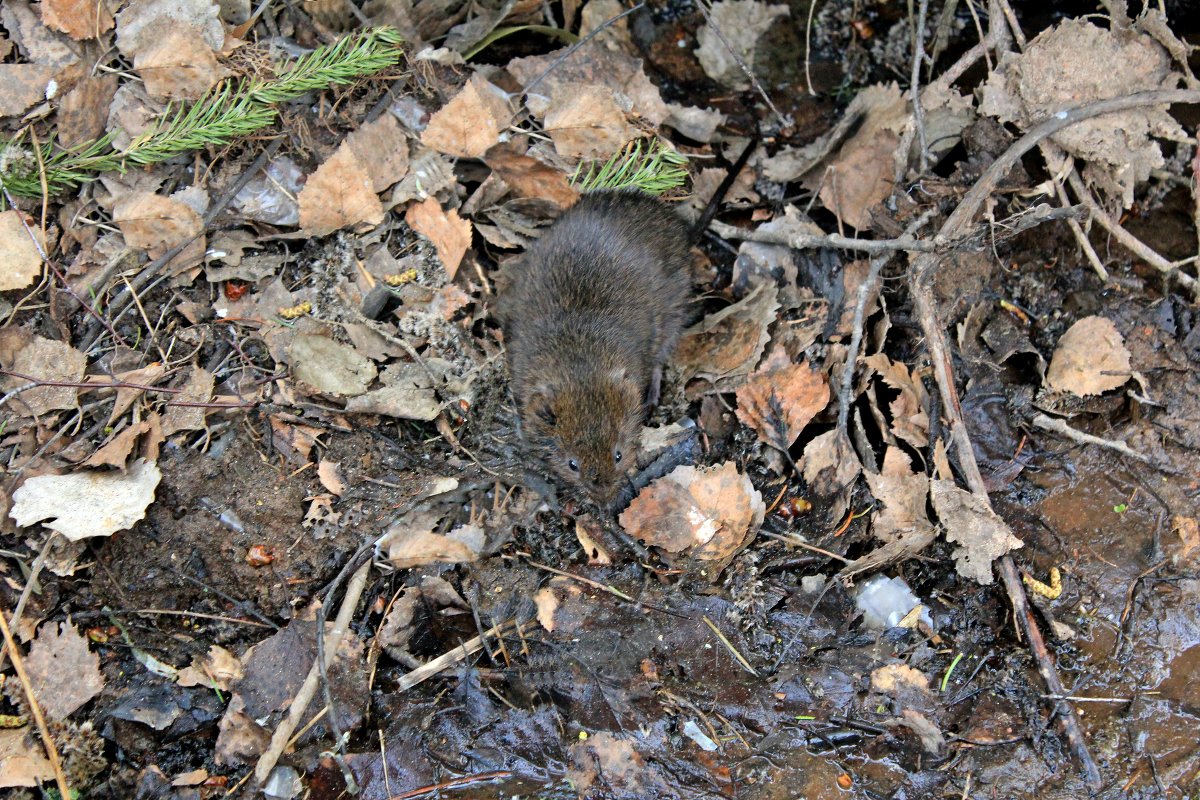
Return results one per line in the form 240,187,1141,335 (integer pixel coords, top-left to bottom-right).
2,0,1199,797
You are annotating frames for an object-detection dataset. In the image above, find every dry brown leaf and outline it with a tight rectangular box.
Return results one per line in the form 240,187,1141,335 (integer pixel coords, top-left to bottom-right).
113,191,205,274
41,0,114,39
0,209,45,291
695,0,789,89
23,619,105,720
1171,515,1198,564
115,0,225,59
619,462,764,572
735,361,829,450
420,74,512,158
930,480,1023,585
863,448,932,545
676,283,779,394
0,728,54,788
82,420,152,468
176,645,243,691
507,45,669,125
269,416,322,464
344,113,410,192
0,331,87,417
298,145,384,236
160,365,215,437
544,83,638,160
134,24,226,100
289,334,377,397
108,363,168,424
405,197,472,280
864,353,930,449
57,73,119,148
802,429,862,527
381,513,484,569
317,459,347,496
979,16,1187,208
814,84,908,231
0,63,55,117
483,143,579,208
1045,316,1132,396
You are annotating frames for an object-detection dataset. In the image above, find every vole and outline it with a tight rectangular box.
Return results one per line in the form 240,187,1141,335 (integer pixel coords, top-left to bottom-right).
499,189,693,505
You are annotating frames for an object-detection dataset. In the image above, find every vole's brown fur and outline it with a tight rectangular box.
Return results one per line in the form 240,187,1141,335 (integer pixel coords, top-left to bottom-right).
499,189,692,504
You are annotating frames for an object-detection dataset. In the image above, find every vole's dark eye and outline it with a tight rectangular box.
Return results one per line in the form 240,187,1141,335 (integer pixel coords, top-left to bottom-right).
614,450,623,464
568,459,579,473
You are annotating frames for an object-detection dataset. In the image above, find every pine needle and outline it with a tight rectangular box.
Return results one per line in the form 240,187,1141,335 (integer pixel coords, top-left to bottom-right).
570,138,689,195
0,27,404,199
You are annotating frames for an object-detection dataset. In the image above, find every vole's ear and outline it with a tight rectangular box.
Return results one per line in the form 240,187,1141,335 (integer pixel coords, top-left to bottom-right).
528,387,557,426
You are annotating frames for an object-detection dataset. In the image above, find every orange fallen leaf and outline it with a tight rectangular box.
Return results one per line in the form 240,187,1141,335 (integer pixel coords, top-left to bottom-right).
735,360,829,450
406,198,472,280
41,0,115,40
421,75,512,159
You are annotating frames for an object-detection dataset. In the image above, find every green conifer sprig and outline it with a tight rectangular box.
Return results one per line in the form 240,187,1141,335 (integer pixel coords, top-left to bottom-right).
0,27,404,199
570,137,689,195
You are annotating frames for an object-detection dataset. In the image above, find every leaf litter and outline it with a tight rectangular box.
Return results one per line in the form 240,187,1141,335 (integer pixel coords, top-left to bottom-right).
0,1,1199,798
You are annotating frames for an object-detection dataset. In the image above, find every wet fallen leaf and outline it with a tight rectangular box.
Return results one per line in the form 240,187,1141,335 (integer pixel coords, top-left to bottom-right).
24,619,105,720
420,74,512,158
735,360,829,451
483,143,579,208
113,191,205,274
41,0,114,39
893,708,946,755
11,459,161,541
0,330,87,416
1171,515,1198,564
695,0,789,89
544,83,638,160
298,144,385,236
930,480,1023,585
568,732,671,797
405,197,472,280
620,462,764,572
871,663,931,697
1045,316,1132,396
0,210,46,291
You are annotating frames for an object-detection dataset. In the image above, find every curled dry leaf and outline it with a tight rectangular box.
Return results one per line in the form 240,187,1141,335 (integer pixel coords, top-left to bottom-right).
317,459,347,496
298,144,385,236
0,209,46,291
405,197,472,280
379,509,485,569
930,480,1023,585
619,462,764,573
0,330,87,416
735,360,829,450
1045,316,1132,397
10,458,162,542
863,448,933,545
421,75,512,159
864,354,930,449
176,645,243,691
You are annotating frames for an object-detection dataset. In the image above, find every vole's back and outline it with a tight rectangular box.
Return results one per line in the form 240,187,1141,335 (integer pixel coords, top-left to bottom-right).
502,189,693,396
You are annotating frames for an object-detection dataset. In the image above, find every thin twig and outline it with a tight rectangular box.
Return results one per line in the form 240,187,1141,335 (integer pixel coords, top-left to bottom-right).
0,534,54,672
909,0,931,174
0,603,72,798
694,0,787,127
1031,413,1152,464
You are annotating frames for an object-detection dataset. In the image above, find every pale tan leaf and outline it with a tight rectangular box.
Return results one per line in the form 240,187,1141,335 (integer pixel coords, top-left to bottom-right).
405,197,472,280
10,458,162,542
298,145,384,236
930,480,1023,585
161,365,215,436
113,191,205,274
544,83,638,160
0,331,87,417
344,113,410,192
24,619,105,720
1045,316,1131,396
134,24,226,100
420,75,512,158
0,210,45,291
